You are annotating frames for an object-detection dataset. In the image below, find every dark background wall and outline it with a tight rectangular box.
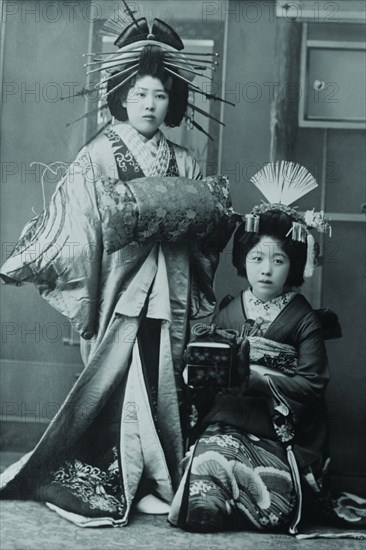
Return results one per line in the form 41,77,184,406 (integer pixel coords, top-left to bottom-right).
1,0,365,494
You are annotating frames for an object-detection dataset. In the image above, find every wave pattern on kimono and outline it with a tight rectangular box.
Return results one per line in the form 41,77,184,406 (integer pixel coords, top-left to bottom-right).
170,423,296,533
0,124,227,527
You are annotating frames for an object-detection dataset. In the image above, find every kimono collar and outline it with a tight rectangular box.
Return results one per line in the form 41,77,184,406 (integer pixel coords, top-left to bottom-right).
114,123,170,177
243,288,296,332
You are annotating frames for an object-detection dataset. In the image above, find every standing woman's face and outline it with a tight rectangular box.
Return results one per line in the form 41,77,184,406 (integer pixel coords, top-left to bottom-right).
122,75,170,138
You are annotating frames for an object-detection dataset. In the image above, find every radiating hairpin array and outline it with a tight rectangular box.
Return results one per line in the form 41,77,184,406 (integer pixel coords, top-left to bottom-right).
63,0,235,141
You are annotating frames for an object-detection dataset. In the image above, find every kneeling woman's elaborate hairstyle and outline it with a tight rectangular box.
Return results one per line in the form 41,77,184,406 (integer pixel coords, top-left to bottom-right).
233,162,332,286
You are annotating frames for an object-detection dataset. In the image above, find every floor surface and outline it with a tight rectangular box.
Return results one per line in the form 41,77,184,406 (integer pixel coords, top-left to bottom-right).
1,453,365,550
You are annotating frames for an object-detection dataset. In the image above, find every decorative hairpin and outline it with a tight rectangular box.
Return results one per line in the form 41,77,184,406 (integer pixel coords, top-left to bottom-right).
244,161,332,278
63,1,233,142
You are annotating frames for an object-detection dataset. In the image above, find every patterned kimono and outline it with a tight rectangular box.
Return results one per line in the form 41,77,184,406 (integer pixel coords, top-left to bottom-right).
169,289,333,533
0,123,227,527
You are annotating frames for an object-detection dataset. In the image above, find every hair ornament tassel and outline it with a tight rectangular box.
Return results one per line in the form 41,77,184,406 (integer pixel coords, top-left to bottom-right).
286,221,307,243
245,213,260,233
304,232,316,278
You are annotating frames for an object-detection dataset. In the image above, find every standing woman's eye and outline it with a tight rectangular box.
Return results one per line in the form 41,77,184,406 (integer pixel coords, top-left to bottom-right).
247,254,262,263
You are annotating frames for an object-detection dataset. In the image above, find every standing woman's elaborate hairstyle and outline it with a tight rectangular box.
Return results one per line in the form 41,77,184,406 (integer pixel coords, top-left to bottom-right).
68,1,235,143
233,162,332,286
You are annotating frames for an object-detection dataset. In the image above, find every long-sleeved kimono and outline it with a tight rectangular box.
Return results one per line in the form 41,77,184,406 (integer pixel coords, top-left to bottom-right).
0,123,233,527
168,289,366,535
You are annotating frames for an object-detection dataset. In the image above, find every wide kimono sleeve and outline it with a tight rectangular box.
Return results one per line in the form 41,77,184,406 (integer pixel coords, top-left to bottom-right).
250,306,330,407
0,147,103,339
215,294,329,404
189,214,238,319
174,143,237,320
283,310,329,402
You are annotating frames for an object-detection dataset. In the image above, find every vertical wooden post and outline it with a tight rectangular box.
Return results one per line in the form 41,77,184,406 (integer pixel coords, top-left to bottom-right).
270,18,302,162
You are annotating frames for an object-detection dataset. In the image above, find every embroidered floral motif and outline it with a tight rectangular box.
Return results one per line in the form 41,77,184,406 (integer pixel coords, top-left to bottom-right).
261,351,297,374
189,480,214,496
248,337,297,375
51,455,125,515
95,176,138,254
246,289,295,311
108,446,120,478
203,434,240,449
258,512,281,526
188,403,199,428
272,414,295,443
244,289,296,335
95,174,234,255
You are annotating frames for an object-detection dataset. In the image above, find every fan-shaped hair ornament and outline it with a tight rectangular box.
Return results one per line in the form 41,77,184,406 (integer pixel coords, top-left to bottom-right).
250,161,318,206
243,161,332,279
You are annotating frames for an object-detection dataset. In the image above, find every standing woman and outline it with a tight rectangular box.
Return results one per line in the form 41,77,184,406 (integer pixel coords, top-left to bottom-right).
0,11,235,527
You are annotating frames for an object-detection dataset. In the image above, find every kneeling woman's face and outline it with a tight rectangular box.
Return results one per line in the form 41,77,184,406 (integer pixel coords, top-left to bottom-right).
245,235,291,302
122,75,170,138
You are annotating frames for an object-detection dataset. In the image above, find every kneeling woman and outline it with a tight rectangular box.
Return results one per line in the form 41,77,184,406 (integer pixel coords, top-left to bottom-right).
169,163,334,534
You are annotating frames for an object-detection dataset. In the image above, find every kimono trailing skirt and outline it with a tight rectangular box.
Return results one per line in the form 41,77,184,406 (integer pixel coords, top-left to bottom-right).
0,124,232,526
